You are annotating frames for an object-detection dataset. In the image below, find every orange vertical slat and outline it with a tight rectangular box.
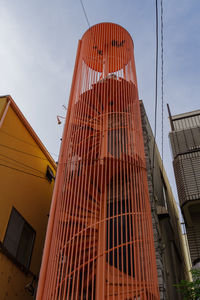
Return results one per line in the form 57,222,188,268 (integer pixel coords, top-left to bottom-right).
36,23,160,300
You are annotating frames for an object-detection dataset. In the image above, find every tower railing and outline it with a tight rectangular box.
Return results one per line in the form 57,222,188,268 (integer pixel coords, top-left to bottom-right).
36,22,160,300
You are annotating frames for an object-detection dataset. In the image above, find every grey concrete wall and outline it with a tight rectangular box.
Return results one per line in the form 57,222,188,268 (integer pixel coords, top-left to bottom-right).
140,101,189,300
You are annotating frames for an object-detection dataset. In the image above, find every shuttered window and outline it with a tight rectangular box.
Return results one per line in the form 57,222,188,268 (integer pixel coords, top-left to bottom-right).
3,207,36,269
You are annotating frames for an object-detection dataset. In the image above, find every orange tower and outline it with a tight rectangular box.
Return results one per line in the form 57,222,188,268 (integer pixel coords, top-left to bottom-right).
36,23,160,300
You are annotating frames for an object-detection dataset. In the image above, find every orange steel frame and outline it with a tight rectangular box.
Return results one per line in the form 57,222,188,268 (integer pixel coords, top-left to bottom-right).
36,23,160,300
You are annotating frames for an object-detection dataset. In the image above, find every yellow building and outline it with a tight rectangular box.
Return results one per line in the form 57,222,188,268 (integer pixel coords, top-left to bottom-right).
0,95,56,299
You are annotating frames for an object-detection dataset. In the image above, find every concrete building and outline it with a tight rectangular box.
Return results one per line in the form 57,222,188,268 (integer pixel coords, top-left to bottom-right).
140,101,191,300
168,107,200,268
0,95,56,299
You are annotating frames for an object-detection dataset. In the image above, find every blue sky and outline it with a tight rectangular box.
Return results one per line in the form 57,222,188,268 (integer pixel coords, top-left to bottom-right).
1,0,200,209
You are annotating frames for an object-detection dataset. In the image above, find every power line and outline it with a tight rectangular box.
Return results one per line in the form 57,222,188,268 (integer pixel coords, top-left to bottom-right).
0,153,44,175
80,0,90,28
0,162,46,180
152,0,159,182
1,129,39,148
0,143,51,162
161,0,164,173
0,129,58,158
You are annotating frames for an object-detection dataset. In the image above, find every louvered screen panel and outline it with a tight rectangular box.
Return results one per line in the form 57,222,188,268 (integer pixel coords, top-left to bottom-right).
169,127,200,159
186,212,200,263
173,151,200,206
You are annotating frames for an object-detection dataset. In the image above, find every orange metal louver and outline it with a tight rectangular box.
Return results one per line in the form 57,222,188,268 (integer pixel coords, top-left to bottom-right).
36,23,160,300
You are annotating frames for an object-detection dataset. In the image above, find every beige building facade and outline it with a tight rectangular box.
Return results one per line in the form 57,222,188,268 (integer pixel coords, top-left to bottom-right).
169,108,200,267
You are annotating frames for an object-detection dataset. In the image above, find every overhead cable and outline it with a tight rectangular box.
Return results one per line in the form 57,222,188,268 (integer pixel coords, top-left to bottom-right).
80,0,90,28
0,162,46,180
0,143,51,162
152,0,159,184
161,0,164,172
0,129,58,158
0,153,44,175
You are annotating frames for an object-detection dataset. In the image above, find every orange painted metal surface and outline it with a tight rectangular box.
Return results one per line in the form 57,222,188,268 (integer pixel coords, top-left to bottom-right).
36,23,160,299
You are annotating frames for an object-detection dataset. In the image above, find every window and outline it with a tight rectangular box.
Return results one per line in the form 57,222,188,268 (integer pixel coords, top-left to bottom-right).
46,165,55,182
3,207,36,269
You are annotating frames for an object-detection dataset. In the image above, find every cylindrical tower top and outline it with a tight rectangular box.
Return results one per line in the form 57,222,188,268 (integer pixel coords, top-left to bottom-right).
81,22,134,74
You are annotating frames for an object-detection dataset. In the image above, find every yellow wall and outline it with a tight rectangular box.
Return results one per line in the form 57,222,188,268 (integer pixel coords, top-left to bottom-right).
0,97,7,119
0,97,56,299
0,254,34,300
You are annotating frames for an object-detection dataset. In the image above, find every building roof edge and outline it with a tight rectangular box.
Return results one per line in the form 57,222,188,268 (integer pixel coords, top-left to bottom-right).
1,95,57,170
